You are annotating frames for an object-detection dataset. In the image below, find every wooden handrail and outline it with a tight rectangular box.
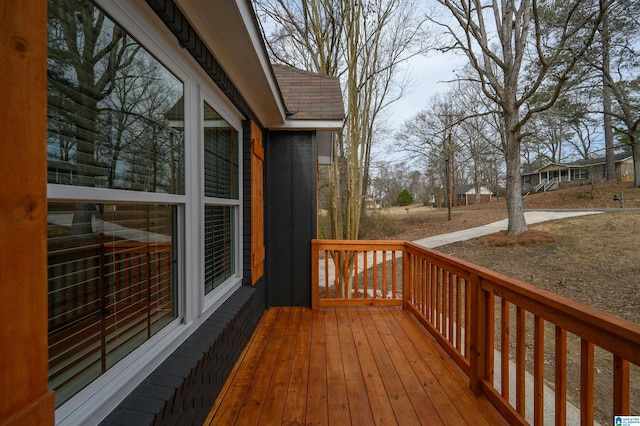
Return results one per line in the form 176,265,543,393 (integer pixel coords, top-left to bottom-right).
312,240,405,309
312,239,640,424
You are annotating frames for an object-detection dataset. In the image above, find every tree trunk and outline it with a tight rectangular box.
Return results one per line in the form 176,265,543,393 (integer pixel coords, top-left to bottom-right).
328,149,342,239
631,134,640,188
504,110,528,235
601,3,616,181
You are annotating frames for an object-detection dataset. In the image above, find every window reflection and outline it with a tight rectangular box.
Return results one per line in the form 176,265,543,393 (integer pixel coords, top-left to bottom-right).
204,102,238,199
47,202,178,406
47,2,185,194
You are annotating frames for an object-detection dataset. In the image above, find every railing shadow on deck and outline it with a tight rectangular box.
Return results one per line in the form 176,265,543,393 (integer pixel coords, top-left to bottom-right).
312,239,640,425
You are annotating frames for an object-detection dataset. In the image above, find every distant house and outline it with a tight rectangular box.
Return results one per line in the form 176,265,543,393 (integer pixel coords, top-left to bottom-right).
521,153,634,192
457,184,493,206
364,196,382,209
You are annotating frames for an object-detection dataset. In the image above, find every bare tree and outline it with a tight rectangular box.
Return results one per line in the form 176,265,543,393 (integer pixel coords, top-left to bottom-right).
256,0,429,239
257,0,430,296
596,1,640,186
432,0,606,235
600,0,616,180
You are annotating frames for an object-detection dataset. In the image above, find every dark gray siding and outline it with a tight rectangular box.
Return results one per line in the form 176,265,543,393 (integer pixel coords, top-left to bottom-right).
265,131,317,307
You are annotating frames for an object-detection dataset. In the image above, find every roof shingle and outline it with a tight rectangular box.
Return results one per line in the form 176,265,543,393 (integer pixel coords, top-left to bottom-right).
272,64,345,122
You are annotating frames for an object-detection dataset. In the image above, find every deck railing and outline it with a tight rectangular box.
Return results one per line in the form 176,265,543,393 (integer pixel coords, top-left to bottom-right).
312,239,640,425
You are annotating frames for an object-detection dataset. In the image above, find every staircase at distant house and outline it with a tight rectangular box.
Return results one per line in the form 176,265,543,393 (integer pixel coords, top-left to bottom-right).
534,177,558,192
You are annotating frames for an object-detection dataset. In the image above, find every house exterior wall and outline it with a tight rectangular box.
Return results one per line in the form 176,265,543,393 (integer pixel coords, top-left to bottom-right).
101,282,265,425
1,1,272,424
619,159,634,182
3,0,328,424
458,193,493,206
265,131,317,307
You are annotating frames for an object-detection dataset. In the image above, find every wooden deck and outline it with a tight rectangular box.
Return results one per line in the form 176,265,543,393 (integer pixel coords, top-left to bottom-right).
204,307,507,425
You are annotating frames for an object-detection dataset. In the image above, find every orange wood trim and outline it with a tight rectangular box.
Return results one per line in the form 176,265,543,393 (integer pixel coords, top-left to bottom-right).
317,299,402,308
313,238,640,422
0,391,55,426
468,273,486,395
311,242,319,310
406,303,471,375
486,290,495,387
250,121,265,285
480,383,528,426
455,277,462,352
0,0,53,423
402,247,410,309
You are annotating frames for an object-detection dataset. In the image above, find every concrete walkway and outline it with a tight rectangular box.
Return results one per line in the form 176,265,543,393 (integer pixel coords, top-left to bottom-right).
412,210,603,248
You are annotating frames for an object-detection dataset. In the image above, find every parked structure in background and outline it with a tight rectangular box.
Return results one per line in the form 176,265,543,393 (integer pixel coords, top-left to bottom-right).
521,153,633,193
456,184,494,206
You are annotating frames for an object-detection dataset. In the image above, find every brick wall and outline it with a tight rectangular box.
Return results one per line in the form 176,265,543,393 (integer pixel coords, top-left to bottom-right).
101,281,265,425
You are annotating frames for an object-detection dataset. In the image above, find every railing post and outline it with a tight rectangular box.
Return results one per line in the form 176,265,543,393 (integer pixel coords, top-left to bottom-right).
469,272,487,395
402,243,410,310
311,240,319,309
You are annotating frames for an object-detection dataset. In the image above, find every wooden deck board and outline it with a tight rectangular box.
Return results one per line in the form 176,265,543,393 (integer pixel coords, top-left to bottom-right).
306,309,328,425
389,309,507,425
281,308,312,425
205,307,506,426
347,309,397,425
336,309,375,424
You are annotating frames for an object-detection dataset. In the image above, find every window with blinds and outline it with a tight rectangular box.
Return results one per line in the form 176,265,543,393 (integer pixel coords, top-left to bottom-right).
203,101,239,295
204,206,235,294
47,202,177,406
204,102,238,199
45,0,244,417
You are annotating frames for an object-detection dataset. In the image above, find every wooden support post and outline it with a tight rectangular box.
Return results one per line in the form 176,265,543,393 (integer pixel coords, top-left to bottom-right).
0,1,55,424
402,244,410,309
311,240,319,310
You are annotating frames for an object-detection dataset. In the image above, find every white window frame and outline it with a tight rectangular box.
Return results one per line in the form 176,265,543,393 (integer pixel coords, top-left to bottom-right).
200,89,243,316
50,1,245,424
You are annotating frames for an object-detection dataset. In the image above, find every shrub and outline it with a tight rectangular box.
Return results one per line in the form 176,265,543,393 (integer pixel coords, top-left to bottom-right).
397,189,413,206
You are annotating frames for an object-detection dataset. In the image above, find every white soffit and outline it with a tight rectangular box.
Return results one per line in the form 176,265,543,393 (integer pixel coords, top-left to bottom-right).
274,119,345,131
175,0,286,127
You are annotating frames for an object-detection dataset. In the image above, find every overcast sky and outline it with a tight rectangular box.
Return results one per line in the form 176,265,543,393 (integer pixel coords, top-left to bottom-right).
374,49,467,166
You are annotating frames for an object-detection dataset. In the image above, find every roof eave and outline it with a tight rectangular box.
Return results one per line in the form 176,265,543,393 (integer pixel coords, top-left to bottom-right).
175,0,286,126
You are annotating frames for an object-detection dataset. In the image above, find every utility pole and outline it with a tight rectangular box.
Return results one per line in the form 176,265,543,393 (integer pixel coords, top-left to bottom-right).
446,116,454,221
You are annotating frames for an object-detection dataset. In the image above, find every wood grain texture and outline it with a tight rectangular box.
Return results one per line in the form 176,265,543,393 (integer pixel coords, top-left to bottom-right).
0,1,54,423
206,307,506,425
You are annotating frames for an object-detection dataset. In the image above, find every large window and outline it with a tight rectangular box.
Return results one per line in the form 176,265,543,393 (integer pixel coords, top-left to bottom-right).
46,0,243,417
47,1,185,408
